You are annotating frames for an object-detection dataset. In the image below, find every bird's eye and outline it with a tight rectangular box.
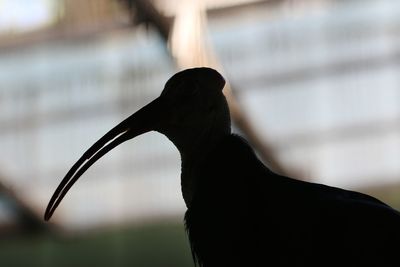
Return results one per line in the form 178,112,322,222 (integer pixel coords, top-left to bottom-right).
190,89,200,98
178,84,199,100
189,83,201,97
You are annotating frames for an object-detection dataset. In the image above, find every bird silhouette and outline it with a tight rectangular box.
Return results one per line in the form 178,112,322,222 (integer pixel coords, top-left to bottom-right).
45,68,400,266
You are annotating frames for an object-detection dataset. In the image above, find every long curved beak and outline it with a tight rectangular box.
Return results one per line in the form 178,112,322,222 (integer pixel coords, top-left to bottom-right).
44,97,167,221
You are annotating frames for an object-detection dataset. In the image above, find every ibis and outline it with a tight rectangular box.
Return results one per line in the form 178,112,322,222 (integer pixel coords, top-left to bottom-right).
45,67,400,266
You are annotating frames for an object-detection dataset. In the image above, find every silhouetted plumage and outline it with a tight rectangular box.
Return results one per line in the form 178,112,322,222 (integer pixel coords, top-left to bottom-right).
45,68,400,266
185,134,400,266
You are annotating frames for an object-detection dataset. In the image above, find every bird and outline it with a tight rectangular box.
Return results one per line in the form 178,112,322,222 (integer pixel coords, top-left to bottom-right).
45,67,400,266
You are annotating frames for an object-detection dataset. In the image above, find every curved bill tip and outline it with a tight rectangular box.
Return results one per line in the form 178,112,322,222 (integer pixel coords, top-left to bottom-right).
44,211,51,221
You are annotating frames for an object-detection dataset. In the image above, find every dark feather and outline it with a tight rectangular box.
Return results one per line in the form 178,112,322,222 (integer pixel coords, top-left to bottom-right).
185,134,400,266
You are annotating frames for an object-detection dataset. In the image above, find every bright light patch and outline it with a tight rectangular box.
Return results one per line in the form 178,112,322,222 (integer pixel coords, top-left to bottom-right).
0,0,56,33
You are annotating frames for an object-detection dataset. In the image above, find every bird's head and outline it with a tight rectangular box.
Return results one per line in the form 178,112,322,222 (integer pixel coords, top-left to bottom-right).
44,67,231,220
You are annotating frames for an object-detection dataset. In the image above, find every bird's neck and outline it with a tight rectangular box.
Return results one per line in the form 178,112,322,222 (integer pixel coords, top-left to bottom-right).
160,96,231,208
181,129,230,208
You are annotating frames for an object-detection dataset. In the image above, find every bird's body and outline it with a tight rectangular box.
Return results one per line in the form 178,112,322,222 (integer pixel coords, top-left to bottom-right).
185,134,400,266
45,67,400,266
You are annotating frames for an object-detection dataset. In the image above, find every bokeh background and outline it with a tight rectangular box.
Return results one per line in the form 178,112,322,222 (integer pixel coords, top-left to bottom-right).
1,0,400,266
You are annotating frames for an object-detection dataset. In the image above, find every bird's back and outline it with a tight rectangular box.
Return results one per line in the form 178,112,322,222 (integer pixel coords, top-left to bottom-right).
185,134,400,266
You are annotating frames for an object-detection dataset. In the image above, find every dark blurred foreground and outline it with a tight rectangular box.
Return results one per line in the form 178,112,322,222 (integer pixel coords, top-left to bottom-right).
0,220,192,267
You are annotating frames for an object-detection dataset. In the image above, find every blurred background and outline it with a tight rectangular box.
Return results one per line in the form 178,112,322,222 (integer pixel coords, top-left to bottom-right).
1,0,400,266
